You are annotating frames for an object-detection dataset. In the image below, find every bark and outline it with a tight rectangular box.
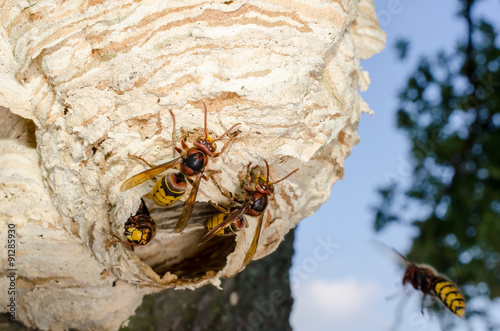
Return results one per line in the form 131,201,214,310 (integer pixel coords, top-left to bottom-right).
0,0,385,329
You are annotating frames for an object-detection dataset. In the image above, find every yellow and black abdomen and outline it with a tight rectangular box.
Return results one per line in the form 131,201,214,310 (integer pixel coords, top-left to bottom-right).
120,198,156,250
206,213,247,236
124,215,156,247
151,172,187,206
432,277,466,317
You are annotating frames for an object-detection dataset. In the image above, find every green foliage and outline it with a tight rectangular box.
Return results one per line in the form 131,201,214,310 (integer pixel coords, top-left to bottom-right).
373,0,500,324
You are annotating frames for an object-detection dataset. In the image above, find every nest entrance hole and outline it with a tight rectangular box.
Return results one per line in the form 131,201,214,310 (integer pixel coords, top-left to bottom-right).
132,200,237,282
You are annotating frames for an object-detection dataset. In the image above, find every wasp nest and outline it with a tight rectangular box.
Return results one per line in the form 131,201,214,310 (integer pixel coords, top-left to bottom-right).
0,0,385,330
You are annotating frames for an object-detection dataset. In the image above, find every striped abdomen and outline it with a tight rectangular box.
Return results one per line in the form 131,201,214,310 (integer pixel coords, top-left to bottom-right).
121,199,156,250
151,172,187,206
206,213,246,236
432,277,466,317
124,214,156,247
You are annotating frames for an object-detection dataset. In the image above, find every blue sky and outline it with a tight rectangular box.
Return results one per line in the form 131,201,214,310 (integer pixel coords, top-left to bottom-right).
290,1,500,330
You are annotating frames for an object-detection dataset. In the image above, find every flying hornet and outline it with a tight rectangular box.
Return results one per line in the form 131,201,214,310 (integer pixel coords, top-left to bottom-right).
120,103,240,233
114,198,156,251
383,244,466,318
199,160,298,267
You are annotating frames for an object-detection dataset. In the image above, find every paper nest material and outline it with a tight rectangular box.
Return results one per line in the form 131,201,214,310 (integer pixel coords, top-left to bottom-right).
0,1,385,329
